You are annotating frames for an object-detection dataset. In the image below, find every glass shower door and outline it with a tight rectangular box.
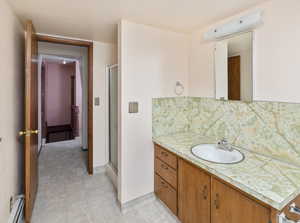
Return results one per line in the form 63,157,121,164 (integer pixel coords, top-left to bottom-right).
109,65,118,173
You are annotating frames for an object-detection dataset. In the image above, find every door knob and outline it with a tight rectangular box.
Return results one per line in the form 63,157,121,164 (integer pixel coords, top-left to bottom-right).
19,130,38,136
19,131,28,136
30,130,39,134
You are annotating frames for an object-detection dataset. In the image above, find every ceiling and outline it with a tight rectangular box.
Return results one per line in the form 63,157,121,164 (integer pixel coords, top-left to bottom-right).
7,0,268,43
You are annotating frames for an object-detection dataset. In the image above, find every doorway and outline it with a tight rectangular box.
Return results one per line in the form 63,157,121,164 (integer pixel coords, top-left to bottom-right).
39,55,82,144
228,55,241,100
37,35,94,174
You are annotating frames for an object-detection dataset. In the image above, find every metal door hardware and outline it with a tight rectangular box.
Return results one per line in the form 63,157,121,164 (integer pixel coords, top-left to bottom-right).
19,130,39,136
278,212,300,223
290,203,300,216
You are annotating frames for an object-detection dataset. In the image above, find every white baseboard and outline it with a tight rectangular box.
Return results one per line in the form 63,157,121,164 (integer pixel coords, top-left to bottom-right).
118,193,180,222
119,192,156,214
93,165,106,174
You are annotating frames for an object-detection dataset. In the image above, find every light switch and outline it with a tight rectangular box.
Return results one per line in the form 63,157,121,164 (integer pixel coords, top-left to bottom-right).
129,102,138,113
94,97,100,106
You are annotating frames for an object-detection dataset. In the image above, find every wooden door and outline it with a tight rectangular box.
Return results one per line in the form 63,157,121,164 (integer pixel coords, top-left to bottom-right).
24,21,39,223
211,178,270,223
178,159,211,223
228,56,241,100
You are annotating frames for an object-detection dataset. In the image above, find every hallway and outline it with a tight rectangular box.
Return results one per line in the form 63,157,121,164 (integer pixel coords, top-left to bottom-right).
32,141,178,223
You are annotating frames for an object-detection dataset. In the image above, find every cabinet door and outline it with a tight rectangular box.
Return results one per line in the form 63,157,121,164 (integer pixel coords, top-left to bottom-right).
178,159,211,223
211,178,270,223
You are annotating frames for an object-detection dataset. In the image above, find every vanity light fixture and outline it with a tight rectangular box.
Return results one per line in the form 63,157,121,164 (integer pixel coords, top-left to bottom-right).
203,10,263,40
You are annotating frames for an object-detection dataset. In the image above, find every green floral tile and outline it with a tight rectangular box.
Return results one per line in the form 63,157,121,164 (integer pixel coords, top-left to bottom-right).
153,97,300,167
152,97,190,137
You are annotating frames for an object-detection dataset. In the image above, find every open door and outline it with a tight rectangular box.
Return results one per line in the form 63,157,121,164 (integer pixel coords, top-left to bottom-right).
21,21,39,223
228,56,241,100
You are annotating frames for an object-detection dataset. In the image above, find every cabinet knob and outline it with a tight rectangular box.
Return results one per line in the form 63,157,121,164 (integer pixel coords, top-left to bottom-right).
214,193,220,209
202,185,208,200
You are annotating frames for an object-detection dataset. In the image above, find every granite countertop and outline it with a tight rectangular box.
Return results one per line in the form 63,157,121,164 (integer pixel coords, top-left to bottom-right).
153,131,300,210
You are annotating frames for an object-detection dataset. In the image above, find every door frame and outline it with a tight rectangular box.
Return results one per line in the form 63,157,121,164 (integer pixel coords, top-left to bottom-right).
37,34,94,174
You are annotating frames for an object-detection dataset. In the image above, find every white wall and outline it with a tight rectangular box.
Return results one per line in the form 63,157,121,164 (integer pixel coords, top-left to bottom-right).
189,0,300,103
93,41,117,167
118,20,189,203
0,0,24,221
189,30,215,97
38,40,117,168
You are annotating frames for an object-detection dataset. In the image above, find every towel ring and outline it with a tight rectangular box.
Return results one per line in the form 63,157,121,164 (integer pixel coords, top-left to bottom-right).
175,81,184,96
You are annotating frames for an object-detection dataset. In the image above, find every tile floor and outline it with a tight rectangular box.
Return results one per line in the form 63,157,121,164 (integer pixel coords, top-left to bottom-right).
32,140,178,223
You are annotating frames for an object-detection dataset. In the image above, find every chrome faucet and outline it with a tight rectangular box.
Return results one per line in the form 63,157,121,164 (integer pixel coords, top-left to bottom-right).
217,138,233,151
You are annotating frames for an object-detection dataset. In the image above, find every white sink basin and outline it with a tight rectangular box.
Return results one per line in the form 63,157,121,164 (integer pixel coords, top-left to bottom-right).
191,144,244,164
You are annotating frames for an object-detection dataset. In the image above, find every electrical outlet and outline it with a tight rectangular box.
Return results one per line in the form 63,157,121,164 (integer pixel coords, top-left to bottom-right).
128,102,138,113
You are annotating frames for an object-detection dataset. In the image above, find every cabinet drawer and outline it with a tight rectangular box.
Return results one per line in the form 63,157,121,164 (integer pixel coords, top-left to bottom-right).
155,158,177,189
155,144,177,170
155,174,177,215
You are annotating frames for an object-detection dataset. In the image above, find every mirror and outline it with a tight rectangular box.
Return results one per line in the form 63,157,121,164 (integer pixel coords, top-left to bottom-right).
214,32,253,101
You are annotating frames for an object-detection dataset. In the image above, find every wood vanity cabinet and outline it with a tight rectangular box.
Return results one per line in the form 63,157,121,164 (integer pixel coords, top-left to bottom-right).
178,159,211,223
154,143,300,223
211,178,269,223
178,158,269,223
154,144,178,215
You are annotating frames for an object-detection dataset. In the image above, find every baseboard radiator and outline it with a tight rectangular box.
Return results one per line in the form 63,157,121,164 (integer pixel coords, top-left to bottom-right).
8,195,24,223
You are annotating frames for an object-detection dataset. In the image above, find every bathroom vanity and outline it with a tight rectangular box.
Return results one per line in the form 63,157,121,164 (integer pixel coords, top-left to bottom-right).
153,135,300,223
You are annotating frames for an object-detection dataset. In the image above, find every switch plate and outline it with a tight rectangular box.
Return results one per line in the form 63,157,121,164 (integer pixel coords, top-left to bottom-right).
94,97,100,106
129,102,138,113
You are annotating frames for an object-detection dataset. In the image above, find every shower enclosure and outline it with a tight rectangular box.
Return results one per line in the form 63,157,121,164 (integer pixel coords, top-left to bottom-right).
108,64,118,173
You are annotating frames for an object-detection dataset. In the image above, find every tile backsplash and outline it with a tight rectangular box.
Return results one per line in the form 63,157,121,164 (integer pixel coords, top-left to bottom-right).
153,97,300,167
